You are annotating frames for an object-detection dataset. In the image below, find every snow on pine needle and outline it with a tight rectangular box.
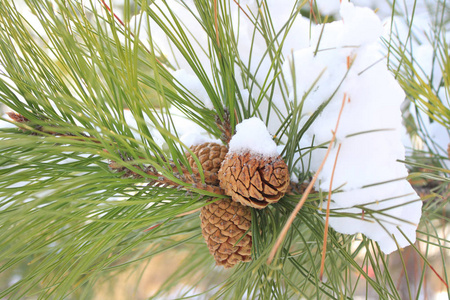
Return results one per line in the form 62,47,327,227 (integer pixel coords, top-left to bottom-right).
383,6,450,170
284,3,422,254
130,0,312,131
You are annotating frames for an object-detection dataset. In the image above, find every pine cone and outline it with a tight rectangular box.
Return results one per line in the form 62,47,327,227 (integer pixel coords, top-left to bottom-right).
186,142,228,184
218,152,290,209
200,198,252,268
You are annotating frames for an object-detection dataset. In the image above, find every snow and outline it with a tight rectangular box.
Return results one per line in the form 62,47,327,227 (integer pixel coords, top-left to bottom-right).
180,131,221,148
122,105,226,153
284,2,422,254
228,117,278,157
172,69,213,109
381,6,450,169
411,105,450,169
339,5,383,46
129,0,212,75
314,0,438,20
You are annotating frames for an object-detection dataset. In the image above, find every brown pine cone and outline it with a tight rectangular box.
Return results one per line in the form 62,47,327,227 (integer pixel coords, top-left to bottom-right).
200,198,252,268
218,152,290,209
185,142,228,185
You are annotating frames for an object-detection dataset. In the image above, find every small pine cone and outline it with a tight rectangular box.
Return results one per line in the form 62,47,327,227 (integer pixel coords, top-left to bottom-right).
7,112,29,123
186,142,228,184
200,198,252,268
218,152,290,209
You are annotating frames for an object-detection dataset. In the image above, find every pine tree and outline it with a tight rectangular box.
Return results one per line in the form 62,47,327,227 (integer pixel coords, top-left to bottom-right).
0,0,448,299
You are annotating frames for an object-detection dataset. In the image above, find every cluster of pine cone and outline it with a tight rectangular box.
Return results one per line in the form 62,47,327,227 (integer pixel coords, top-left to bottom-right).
186,142,290,268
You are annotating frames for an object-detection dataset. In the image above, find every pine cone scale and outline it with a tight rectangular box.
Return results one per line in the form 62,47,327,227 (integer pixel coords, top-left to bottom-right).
246,158,259,175
229,234,250,247
238,246,251,256
231,164,241,180
223,223,240,237
228,253,243,264
248,185,264,200
214,208,226,218
216,220,228,230
261,164,273,180
238,236,251,248
215,252,229,261
239,166,251,188
204,223,218,235
263,184,278,196
221,212,233,221
209,214,222,225
218,200,229,210
218,242,237,255
250,172,263,190
236,206,249,217
236,219,251,231
236,181,249,198
210,230,228,243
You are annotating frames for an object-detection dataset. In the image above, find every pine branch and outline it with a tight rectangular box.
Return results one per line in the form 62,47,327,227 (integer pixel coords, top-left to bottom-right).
108,159,225,195
7,111,226,196
0,0,449,299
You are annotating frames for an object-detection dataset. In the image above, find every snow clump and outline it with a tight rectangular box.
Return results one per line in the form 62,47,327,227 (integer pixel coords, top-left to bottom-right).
285,2,422,254
228,117,278,158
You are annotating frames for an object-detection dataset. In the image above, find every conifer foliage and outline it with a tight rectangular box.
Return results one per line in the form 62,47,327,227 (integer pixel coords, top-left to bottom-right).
0,0,448,299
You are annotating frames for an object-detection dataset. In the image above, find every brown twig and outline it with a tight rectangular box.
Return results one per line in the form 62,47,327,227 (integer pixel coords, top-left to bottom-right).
7,112,97,141
447,143,450,160
267,93,347,265
175,207,203,218
216,108,233,144
287,181,311,195
309,0,318,24
144,207,203,232
7,112,29,123
108,160,225,196
232,0,252,22
9,111,223,195
319,143,342,280
100,0,125,27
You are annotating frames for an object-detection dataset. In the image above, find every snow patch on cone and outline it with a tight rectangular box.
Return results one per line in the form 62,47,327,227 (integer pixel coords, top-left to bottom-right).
181,132,220,148
228,117,278,158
